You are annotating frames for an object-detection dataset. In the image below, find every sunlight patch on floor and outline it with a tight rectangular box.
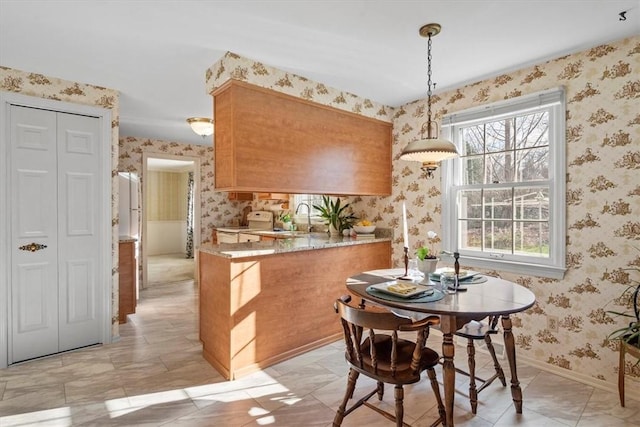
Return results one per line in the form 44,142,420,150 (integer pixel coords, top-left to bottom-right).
0,406,72,426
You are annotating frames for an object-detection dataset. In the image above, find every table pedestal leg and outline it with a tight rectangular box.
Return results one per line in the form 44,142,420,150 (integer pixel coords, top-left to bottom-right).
442,331,455,427
501,314,523,413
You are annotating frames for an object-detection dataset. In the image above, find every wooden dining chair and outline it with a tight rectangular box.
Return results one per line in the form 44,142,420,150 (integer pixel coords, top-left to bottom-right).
619,339,640,407
454,315,507,414
333,296,445,427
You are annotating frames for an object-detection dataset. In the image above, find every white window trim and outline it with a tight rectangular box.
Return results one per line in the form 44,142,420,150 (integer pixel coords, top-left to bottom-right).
441,87,566,279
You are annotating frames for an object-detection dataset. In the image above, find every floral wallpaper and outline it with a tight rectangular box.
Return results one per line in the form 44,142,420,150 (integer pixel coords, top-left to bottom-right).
0,66,122,338
209,36,640,396
206,51,394,123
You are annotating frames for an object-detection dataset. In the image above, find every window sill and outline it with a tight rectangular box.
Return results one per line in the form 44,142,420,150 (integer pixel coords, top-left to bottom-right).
440,253,566,280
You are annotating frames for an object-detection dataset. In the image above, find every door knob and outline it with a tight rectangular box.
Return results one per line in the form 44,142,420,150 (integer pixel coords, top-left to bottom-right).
18,243,47,252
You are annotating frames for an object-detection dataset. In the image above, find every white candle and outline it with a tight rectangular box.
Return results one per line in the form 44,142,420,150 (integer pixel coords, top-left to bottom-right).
402,202,409,248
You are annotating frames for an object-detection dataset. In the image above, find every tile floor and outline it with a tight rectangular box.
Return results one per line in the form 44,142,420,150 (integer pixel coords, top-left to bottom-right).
147,253,195,285
0,280,638,426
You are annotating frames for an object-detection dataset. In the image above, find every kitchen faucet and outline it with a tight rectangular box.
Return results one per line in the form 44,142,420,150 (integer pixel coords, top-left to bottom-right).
295,202,314,232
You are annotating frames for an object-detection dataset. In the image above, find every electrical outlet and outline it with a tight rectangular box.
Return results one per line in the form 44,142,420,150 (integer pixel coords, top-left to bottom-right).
547,315,559,332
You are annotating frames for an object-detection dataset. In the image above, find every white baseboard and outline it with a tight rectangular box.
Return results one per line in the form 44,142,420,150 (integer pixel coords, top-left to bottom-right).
518,353,640,402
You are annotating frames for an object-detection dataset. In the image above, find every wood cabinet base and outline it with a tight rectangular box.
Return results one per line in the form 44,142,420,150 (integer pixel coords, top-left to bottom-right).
118,241,136,324
199,242,391,380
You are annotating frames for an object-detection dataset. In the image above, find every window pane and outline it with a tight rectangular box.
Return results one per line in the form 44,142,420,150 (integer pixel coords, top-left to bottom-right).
516,147,549,181
514,187,549,220
485,118,514,153
484,220,512,252
459,219,482,251
461,125,484,155
463,155,484,185
514,221,549,257
459,189,482,219
484,189,513,219
514,112,549,149
486,152,517,184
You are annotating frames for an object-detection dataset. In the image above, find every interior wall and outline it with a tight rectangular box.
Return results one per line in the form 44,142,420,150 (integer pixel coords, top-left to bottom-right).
146,171,188,255
0,66,121,339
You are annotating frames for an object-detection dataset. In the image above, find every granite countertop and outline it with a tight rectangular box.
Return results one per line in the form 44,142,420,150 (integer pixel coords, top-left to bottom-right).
200,231,391,259
119,235,138,243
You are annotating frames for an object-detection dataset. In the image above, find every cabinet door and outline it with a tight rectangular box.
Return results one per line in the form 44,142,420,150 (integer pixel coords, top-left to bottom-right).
118,241,136,323
213,81,392,195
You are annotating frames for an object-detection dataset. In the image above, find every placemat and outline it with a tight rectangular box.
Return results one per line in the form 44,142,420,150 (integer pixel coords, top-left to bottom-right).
365,286,445,303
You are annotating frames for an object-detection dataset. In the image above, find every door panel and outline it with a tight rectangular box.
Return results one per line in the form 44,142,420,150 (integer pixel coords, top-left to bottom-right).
57,112,102,352
10,106,59,363
66,259,95,323
17,170,51,238
65,172,94,235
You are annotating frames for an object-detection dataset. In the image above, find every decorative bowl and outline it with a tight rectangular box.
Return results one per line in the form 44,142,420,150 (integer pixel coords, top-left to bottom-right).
353,225,376,234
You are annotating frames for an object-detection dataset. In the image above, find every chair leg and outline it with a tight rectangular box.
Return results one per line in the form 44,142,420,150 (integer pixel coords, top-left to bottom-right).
394,384,404,427
427,367,446,426
334,368,359,427
466,338,478,414
619,342,626,407
377,381,385,400
485,335,506,386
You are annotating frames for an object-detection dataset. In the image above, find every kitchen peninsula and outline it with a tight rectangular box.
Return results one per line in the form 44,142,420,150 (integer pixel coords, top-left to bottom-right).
199,233,392,379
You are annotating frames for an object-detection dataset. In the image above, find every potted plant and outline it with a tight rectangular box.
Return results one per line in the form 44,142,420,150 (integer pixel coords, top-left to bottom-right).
605,249,640,406
313,195,357,235
279,212,292,231
416,230,439,274
607,258,640,347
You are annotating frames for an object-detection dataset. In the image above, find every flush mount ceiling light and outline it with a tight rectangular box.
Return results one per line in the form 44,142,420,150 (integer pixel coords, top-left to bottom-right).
186,117,214,137
399,23,459,179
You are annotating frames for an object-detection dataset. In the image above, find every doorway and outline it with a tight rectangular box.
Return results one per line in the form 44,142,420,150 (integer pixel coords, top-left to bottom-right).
142,153,200,288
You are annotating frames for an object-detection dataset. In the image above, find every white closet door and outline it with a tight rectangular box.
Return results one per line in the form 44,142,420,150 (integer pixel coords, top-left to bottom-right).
10,106,59,362
56,112,102,352
9,106,103,363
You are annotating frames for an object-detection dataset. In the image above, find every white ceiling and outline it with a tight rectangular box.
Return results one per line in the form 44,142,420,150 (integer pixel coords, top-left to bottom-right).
1,0,638,146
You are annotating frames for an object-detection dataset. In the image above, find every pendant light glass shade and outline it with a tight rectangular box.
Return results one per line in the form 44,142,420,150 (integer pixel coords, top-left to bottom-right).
399,23,458,178
187,117,214,137
399,138,459,163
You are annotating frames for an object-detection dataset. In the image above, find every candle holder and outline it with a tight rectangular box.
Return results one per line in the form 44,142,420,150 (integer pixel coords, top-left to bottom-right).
397,246,413,281
448,251,467,292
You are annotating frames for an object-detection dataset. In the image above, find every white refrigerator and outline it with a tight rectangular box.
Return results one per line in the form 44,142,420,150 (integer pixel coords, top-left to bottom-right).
118,172,140,295
118,172,140,239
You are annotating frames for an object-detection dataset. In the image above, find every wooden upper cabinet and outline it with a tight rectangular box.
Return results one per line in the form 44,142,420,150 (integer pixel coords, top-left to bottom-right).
213,80,392,196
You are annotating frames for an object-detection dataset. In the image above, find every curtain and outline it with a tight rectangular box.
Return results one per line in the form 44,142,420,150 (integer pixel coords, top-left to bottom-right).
185,172,194,259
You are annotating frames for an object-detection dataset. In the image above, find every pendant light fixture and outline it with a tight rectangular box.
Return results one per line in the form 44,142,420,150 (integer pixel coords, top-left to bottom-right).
186,117,214,137
399,23,458,178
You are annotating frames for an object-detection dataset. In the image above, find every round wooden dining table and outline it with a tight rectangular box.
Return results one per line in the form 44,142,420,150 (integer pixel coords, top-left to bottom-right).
346,269,536,427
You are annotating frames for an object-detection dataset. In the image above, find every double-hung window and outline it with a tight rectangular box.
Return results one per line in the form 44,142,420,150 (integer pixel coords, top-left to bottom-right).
441,88,566,279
